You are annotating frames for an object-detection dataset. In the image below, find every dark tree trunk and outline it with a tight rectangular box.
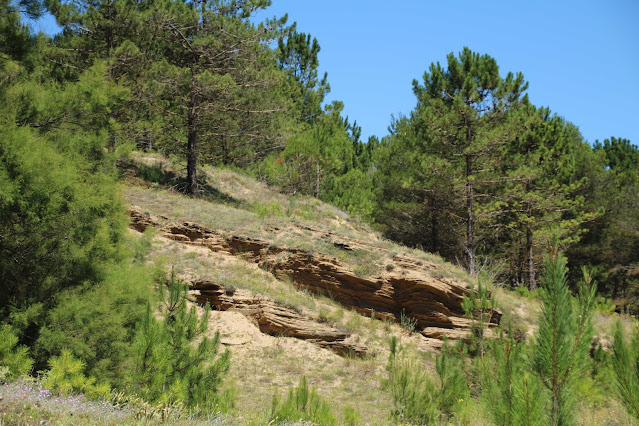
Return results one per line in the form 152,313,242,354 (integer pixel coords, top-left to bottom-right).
430,199,440,255
527,223,536,290
526,180,536,290
466,154,476,275
187,114,198,195
186,76,198,196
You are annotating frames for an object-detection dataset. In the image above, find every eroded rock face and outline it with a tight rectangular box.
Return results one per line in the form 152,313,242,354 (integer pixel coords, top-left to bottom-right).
129,207,500,347
190,280,368,357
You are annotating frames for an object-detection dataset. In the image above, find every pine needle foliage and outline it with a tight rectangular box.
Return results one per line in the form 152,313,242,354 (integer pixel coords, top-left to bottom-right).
383,339,467,424
462,276,496,359
531,238,596,425
41,349,110,399
133,272,231,412
611,320,639,419
481,325,545,425
0,325,33,380
269,376,336,425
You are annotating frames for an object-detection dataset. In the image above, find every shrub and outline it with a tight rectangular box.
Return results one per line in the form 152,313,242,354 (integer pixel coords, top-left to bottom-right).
270,376,336,425
36,262,155,386
41,350,110,400
383,339,467,424
0,325,33,381
0,123,126,317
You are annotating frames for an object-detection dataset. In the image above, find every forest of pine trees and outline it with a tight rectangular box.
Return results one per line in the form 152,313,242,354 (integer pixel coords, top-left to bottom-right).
1,0,639,424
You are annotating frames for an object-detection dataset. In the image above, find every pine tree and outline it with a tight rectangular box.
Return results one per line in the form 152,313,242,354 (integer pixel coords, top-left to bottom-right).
134,272,231,410
277,29,329,124
376,47,530,273
611,320,639,419
571,137,639,305
481,325,545,425
531,238,597,425
274,100,354,197
373,115,463,258
462,276,496,359
138,0,289,194
411,47,529,274
493,109,595,289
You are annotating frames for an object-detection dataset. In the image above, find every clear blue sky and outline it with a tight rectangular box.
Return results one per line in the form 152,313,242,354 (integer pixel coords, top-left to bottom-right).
256,0,639,145
33,0,638,145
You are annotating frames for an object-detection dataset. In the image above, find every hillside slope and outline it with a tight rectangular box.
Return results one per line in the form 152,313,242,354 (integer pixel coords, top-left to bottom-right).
120,154,632,424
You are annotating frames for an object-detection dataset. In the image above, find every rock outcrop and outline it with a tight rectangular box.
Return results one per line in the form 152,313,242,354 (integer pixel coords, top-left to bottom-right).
190,280,368,356
130,207,500,350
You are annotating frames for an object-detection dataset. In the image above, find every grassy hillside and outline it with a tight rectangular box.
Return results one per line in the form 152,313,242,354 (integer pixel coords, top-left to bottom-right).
114,153,636,424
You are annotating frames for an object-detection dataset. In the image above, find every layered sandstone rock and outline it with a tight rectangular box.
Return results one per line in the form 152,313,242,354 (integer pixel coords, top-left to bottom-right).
129,207,500,350
190,280,368,356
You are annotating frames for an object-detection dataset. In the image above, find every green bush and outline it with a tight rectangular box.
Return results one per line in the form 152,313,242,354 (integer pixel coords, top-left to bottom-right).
41,350,110,400
36,262,156,386
594,296,617,315
0,325,33,381
343,405,361,425
0,123,126,318
270,376,337,425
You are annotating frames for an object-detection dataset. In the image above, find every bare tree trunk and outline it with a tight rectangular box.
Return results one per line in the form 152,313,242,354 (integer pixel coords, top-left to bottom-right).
527,223,536,290
466,154,476,275
315,160,320,198
526,180,536,290
430,198,440,255
186,72,198,196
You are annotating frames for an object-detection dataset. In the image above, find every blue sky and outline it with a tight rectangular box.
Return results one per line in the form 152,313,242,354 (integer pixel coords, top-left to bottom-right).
34,0,638,145
256,0,639,145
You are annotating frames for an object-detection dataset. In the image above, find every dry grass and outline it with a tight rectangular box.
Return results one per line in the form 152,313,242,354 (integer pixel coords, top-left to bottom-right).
128,228,438,424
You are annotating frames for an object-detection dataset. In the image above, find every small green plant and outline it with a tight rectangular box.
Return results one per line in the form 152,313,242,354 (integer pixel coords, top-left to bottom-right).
318,307,331,323
130,228,156,263
594,296,617,315
400,308,418,334
269,376,337,425
254,201,283,218
138,162,173,185
462,277,496,359
383,338,467,424
343,405,361,425
514,285,534,298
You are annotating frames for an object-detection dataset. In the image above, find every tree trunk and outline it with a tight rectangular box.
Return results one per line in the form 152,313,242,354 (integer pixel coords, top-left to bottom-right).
466,154,476,275
526,180,536,290
527,223,536,291
430,199,440,255
315,160,320,198
186,77,198,196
